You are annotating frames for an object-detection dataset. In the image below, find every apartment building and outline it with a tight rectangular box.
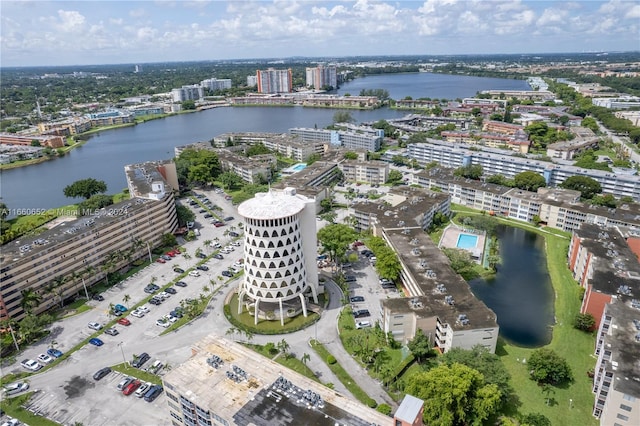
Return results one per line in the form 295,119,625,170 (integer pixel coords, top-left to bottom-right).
86,110,134,127
592,299,640,424
162,335,392,426
592,96,640,109
338,160,388,185
479,90,555,101
406,140,640,201
216,149,275,184
289,127,382,152
171,85,204,103
389,114,471,131
0,161,178,322
0,133,65,148
200,77,232,92
547,138,600,160
38,117,92,136
305,65,337,90
482,120,525,136
351,187,499,352
272,161,341,211
228,95,294,106
0,145,43,164
256,68,292,94
441,130,530,153
301,95,379,109
394,99,441,109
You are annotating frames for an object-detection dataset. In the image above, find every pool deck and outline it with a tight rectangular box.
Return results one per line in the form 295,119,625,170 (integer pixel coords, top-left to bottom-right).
439,225,486,262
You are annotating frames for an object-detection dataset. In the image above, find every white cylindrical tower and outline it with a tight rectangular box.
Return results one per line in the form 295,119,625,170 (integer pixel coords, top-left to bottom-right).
237,189,318,325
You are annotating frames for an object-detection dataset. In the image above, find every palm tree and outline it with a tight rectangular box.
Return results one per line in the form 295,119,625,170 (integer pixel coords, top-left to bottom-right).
226,327,238,340
244,329,254,344
123,294,131,308
108,303,116,320
0,318,20,351
20,288,43,314
277,339,290,358
301,352,310,366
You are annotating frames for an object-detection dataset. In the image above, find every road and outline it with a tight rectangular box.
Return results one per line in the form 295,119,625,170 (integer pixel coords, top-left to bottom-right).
1,188,396,425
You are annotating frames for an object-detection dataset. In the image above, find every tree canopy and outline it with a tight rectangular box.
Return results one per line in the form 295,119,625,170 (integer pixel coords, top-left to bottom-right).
317,224,358,262
513,171,546,192
63,178,108,199
175,149,221,187
559,175,602,199
453,164,483,180
343,151,358,160
246,143,271,157
386,169,403,185
404,363,502,426
527,348,573,385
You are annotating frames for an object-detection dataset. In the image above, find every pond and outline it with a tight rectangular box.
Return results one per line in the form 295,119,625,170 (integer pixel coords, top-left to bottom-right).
469,226,555,347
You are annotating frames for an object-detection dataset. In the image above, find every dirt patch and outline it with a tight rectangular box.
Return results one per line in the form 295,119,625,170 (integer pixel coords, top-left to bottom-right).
63,375,95,399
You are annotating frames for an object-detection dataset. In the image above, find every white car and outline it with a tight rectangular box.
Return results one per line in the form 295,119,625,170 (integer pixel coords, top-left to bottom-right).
138,306,150,313
159,291,170,299
134,382,152,398
37,353,54,364
131,309,144,318
356,321,372,329
0,417,20,426
156,319,170,328
188,270,200,277
88,322,102,331
20,359,42,371
210,242,222,248
168,315,179,323
231,241,241,247
3,381,29,396
225,246,235,252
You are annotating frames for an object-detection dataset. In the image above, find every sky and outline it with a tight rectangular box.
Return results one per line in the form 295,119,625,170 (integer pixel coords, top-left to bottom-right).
1,0,639,67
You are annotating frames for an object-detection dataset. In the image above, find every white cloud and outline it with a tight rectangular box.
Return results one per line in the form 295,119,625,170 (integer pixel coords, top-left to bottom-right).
129,8,146,18
55,10,86,33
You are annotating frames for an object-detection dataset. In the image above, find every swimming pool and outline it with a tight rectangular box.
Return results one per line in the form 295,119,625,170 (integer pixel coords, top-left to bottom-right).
456,233,478,249
291,163,307,172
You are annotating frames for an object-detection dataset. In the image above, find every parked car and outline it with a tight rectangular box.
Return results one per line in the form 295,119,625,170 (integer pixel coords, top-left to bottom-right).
3,382,29,396
88,322,102,331
156,319,170,328
213,222,225,227
221,270,233,278
117,318,131,326
122,379,141,396
156,258,166,264
231,241,241,247
213,254,224,260
161,255,171,261
138,305,150,313
356,321,372,329
210,242,222,249
148,360,164,374
198,209,206,213
196,265,209,271
196,252,207,259
165,287,177,294
47,348,63,358
134,382,153,398
345,276,357,283
224,216,234,221
175,281,187,288
104,327,119,336
89,338,104,346
350,296,365,303
131,352,150,368
144,285,158,294
37,353,54,364
353,309,371,318
92,294,104,301
149,298,161,306
131,309,144,318
144,385,163,402
116,377,133,391
20,359,42,371
188,270,200,277
229,232,239,237
173,268,185,274
204,213,213,218
92,366,112,381
1,417,20,426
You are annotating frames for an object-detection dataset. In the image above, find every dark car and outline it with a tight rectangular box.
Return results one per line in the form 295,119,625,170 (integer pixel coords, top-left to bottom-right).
170,309,184,319
213,254,224,260
196,252,207,259
132,352,150,368
93,367,112,381
221,270,233,278
350,296,365,303
47,348,63,358
89,338,104,346
198,209,206,213
353,309,371,318
224,216,234,221
144,285,159,294
165,287,177,294
92,294,104,301
173,268,185,274
345,276,357,283
196,265,209,271
229,232,239,238
175,281,187,288
144,385,163,402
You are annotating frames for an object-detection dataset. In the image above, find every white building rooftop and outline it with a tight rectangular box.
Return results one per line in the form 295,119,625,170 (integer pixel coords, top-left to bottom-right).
238,188,306,219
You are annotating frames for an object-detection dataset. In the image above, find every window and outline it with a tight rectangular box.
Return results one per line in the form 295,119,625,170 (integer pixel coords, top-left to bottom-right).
623,394,637,402
619,404,632,412
616,414,629,421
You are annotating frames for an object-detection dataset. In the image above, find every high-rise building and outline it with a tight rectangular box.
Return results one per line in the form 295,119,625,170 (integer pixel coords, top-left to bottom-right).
200,78,232,92
237,188,319,325
171,85,204,103
256,68,292,93
305,65,338,90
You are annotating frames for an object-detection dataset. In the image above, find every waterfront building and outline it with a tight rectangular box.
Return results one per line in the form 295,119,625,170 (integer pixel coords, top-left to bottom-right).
228,95,294,106
305,65,337,90
200,77,232,92
0,145,44,164
388,114,471,131
125,104,165,117
216,149,276,184
290,127,382,152
237,188,319,325
273,161,340,210
246,75,257,87
352,187,499,353
256,68,292,94
171,85,204,103
301,95,379,109
479,90,555,101
0,161,178,322
85,109,134,127
162,335,392,426
37,117,92,136
592,298,640,424
0,133,65,148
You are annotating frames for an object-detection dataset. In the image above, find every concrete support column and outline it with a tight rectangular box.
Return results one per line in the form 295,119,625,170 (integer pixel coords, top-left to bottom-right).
300,293,308,317
254,298,260,325
279,299,284,326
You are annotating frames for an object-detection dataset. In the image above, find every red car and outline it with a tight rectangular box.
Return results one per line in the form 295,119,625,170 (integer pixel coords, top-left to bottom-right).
214,223,224,227
156,258,166,264
122,379,141,396
166,251,176,257
117,318,131,326
353,241,364,247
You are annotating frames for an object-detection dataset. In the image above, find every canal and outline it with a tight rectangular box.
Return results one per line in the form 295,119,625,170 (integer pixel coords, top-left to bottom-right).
469,226,555,347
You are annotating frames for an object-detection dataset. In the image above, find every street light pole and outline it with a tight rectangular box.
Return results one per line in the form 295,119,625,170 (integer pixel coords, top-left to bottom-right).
147,242,152,264
118,341,127,365
81,277,89,300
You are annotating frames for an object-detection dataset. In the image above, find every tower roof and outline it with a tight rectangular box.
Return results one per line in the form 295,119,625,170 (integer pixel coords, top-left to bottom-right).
238,190,305,220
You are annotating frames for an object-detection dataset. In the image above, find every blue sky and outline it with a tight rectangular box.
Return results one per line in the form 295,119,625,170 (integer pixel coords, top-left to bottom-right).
1,0,639,67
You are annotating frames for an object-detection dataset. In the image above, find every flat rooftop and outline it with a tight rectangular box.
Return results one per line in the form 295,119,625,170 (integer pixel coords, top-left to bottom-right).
238,189,306,219
163,335,390,426
602,299,640,397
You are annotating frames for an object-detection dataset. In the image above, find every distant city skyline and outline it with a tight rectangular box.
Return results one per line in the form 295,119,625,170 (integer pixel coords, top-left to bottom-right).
1,0,639,67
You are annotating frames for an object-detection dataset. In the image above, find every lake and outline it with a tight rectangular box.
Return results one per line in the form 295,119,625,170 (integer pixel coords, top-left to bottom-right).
1,72,530,213
469,226,555,347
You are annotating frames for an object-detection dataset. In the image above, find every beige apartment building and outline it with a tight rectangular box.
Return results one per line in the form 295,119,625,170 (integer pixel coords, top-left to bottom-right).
338,160,389,185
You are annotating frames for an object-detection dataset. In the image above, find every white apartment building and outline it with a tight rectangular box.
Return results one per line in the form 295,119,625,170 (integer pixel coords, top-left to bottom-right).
200,78,232,92
339,160,389,185
171,85,204,103
290,127,382,152
256,68,292,94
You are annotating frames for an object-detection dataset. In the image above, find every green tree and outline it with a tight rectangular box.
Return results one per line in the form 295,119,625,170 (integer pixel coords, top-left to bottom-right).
581,116,599,133
245,143,271,157
188,164,213,185
175,204,195,226
122,294,131,308
404,363,502,426
182,100,196,110
513,171,546,192
442,248,479,280
527,348,573,385
77,194,114,215
573,313,596,331
20,288,43,314
317,224,358,262
407,329,434,363
63,178,108,199
219,171,243,190
161,233,177,247
559,175,602,199
333,111,354,123
453,164,483,180
374,247,402,281
391,155,406,166
386,169,403,185
343,151,358,160
520,413,552,426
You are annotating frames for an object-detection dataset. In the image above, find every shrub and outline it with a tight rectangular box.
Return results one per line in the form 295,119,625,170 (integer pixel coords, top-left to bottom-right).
376,403,392,416
325,382,335,390
366,397,377,408
527,348,573,385
327,355,336,364
573,313,595,331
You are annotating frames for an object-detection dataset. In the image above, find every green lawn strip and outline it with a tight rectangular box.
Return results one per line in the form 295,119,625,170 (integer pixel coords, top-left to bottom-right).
0,392,61,426
309,339,376,407
244,344,320,383
110,362,162,386
189,195,224,222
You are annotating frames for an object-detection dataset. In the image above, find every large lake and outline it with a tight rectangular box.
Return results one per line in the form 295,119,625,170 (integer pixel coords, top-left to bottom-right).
469,226,555,347
1,72,530,212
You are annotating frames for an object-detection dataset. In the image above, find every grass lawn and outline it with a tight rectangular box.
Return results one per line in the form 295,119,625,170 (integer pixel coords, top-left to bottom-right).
309,339,376,407
244,343,320,383
0,392,60,426
110,362,163,386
